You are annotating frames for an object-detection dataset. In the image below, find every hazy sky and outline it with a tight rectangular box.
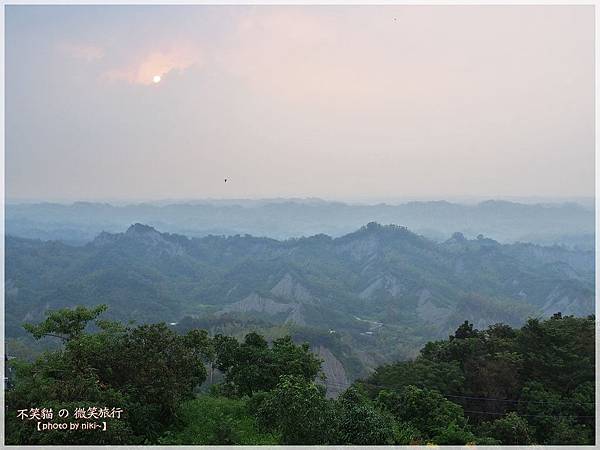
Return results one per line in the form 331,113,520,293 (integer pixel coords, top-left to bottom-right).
5,5,595,201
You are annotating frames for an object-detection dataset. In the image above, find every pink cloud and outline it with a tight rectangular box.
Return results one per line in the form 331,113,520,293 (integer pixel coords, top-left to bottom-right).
103,44,201,86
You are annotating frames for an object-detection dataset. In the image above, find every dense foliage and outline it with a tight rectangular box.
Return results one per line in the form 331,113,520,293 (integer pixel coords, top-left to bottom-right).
213,333,322,396
363,313,595,445
5,306,595,445
6,305,211,444
157,396,279,445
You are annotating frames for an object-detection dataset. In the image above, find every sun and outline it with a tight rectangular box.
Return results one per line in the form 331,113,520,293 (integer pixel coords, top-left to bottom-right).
152,75,161,84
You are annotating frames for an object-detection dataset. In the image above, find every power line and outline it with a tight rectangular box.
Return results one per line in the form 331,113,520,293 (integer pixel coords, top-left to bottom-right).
462,410,594,419
326,380,595,405
325,381,595,405
321,380,596,411
443,393,595,407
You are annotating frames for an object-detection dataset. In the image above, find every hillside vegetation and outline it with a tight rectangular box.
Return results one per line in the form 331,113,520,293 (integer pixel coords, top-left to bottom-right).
5,306,594,445
6,222,594,391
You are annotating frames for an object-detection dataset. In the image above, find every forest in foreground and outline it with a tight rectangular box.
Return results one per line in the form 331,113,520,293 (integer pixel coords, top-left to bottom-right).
5,305,595,445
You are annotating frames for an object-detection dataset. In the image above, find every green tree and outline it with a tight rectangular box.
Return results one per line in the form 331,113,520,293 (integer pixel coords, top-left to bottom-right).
252,375,334,444
6,305,211,444
333,387,397,445
364,359,464,396
518,315,594,394
480,412,532,445
362,315,595,445
377,386,475,444
23,304,108,341
214,333,322,397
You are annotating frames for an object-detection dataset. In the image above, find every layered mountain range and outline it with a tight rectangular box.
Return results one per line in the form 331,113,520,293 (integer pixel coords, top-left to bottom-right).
6,199,594,248
5,222,594,393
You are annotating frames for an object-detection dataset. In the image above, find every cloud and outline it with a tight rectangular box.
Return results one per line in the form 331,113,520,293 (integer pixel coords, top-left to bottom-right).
58,42,105,61
218,9,390,107
103,44,201,85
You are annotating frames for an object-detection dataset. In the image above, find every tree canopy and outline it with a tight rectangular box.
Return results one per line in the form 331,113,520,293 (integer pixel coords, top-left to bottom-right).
5,306,595,445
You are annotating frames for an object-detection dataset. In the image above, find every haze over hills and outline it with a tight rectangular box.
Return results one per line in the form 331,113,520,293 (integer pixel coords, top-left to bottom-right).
4,5,595,444
6,221,594,393
6,198,594,249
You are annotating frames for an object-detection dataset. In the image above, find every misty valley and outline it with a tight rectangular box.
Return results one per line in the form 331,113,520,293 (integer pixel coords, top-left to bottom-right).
4,200,596,445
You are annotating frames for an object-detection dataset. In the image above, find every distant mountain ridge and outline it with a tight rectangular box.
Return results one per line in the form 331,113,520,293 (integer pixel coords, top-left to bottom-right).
5,199,594,248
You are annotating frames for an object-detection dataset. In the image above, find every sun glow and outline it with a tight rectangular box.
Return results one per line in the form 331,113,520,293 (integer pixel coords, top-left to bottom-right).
152,75,161,83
